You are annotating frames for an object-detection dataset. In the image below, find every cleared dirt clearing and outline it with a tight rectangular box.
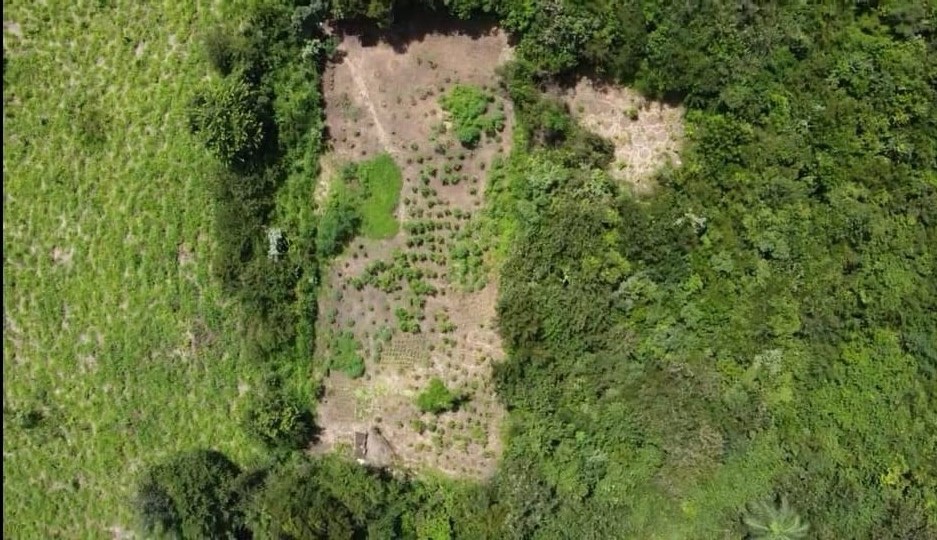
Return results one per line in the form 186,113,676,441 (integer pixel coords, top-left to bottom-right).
561,78,684,194
313,21,512,478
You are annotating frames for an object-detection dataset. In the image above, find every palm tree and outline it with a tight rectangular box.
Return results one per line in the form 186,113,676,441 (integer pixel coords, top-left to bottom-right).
743,496,810,540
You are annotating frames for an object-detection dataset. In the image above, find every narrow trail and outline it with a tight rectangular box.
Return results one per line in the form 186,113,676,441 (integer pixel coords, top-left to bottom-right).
343,52,408,223
345,54,393,152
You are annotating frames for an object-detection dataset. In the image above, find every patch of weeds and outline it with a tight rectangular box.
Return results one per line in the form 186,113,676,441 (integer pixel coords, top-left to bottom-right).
330,331,365,378
434,312,457,333
416,378,463,415
394,307,421,334
439,85,505,147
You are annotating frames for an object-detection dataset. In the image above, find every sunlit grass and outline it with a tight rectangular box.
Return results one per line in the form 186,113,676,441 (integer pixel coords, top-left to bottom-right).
357,153,403,239
2,1,267,536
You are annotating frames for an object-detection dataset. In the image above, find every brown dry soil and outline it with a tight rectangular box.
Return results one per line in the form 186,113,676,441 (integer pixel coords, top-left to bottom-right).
311,20,683,480
312,21,513,479
560,78,684,195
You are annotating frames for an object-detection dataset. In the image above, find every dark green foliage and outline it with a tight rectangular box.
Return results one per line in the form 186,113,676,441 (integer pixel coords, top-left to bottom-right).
172,2,937,538
188,77,269,169
247,459,354,538
487,4,937,539
242,385,316,452
134,450,244,539
204,26,249,76
191,2,329,369
316,180,361,258
499,0,646,78
416,377,459,414
243,454,407,538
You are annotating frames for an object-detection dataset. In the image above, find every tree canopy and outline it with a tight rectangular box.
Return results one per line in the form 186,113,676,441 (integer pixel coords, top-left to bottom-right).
140,1,937,539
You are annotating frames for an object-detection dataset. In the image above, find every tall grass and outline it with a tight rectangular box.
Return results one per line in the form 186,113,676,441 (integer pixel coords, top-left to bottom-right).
2,1,267,536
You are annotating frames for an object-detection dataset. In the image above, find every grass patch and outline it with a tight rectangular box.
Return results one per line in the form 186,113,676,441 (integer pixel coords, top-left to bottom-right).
319,153,402,250
356,153,403,239
416,378,460,414
330,331,365,379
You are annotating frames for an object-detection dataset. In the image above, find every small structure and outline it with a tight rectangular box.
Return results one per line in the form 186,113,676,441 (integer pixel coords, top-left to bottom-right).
351,428,396,467
364,427,395,468
353,431,368,463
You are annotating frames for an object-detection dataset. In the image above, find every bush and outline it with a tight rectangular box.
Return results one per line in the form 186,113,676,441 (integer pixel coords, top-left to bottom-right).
242,388,316,452
243,454,406,538
316,181,361,258
416,378,459,414
188,77,268,169
439,85,503,147
743,497,810,540
203,26,248,76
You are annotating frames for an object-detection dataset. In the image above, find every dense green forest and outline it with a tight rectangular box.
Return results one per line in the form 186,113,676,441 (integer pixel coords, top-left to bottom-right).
6,0,935,538
140,1,937,537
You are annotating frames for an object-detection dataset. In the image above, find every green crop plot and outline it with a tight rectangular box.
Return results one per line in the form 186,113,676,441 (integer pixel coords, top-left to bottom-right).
357,153,403,239
2,2,266,536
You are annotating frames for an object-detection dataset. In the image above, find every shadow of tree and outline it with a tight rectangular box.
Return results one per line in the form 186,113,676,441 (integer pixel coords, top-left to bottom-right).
329,5,512,55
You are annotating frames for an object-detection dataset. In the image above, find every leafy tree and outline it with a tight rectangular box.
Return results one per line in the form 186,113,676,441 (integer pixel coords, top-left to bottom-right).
244,454,407,538
134,450,244,539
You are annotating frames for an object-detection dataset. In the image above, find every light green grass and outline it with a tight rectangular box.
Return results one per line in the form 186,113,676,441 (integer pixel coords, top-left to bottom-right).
2,1,267,537
330,331,365,379
357,153,403,239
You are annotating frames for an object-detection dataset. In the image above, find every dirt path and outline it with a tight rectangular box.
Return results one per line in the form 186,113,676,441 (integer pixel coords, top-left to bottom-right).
345,55,393,153
343,52,410,222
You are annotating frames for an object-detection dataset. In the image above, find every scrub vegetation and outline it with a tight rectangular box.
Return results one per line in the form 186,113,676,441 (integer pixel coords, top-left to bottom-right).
4,0,935,538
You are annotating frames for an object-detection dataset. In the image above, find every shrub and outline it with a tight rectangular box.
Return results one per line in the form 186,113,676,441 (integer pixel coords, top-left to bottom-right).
316,182,361,258
331,331,366,378
743,497,810,540
246,461,355,539
242,389,316,452
203,26,247,76
188,77,268,168
416,378,459,414
439,85,502,147
394,307,421,333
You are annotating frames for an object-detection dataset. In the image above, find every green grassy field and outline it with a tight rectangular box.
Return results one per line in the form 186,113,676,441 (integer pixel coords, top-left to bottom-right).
2,2,269,536
358,153,403,239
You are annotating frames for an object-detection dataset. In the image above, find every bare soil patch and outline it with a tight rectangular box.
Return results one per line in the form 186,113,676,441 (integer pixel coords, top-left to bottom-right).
313,23,512,479
560,78,684,195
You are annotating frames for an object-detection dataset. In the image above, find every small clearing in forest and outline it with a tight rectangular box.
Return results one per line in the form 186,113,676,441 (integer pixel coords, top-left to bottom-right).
312,20,513,479
561,78,684,194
